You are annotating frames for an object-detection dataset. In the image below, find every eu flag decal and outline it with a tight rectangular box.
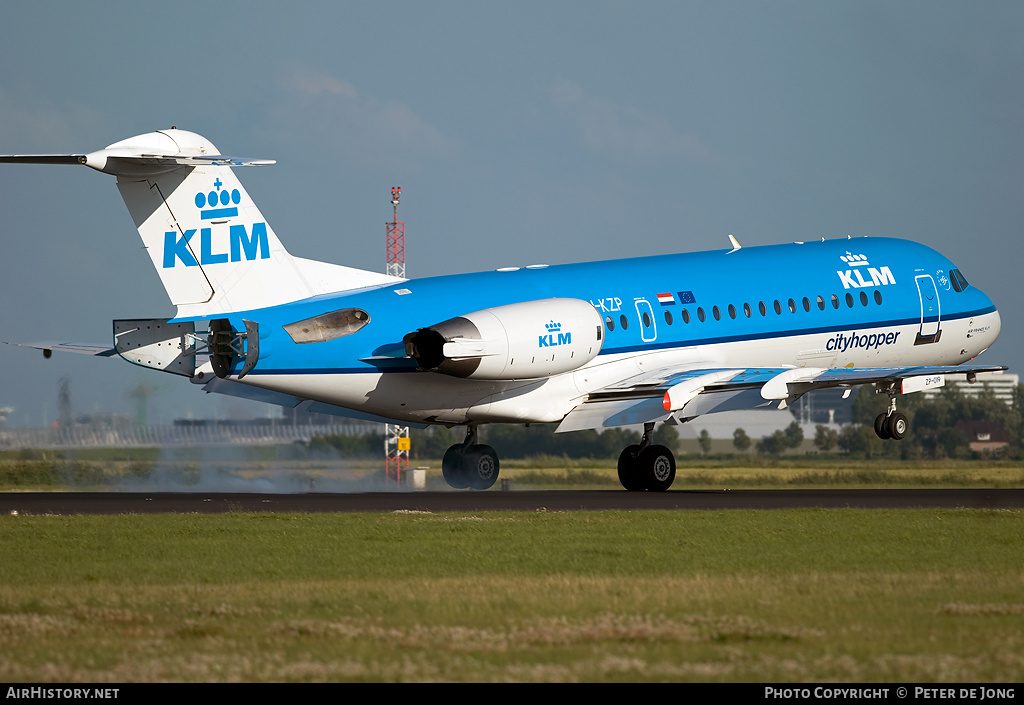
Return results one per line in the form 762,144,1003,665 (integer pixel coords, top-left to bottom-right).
677,291,696,304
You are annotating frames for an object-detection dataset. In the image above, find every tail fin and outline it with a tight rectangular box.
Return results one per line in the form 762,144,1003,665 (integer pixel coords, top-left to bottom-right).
1,128,400,318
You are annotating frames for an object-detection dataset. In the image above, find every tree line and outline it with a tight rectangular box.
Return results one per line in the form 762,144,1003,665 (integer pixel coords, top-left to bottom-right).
310,383,1024,461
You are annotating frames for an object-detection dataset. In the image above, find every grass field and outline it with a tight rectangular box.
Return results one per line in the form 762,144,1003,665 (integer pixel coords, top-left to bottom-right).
2,507,1023,682
3,448,1024,491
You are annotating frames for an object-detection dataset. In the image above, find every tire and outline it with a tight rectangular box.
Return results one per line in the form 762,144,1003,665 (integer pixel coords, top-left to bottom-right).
638,444,676,492
464,444,499,490
617,444,644,491
441,444,469,489
887,412,909,441
874,413,891,440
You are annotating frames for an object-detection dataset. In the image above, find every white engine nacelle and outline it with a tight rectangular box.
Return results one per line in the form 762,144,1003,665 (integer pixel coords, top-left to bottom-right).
403,298,604,380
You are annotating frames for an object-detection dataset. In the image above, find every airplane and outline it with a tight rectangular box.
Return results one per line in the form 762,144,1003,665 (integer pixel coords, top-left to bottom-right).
0,128,1006,491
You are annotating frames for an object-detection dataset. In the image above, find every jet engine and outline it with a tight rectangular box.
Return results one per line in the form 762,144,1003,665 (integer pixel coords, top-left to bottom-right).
403,298,604,380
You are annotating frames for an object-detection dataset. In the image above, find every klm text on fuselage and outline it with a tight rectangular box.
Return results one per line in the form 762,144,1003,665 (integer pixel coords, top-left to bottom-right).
837,266,894,289
163,223,269,268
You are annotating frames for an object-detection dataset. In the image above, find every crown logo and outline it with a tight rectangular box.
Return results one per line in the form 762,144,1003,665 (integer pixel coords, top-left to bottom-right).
840,252,869,266
194,178,241,220
545,320,562,332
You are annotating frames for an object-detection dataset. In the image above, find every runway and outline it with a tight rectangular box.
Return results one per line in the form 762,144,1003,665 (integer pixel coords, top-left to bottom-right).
3,488,1023,515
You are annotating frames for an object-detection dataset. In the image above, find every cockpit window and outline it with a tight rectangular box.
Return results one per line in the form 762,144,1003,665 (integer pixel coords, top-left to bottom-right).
284,308,370,343
951,268,969,292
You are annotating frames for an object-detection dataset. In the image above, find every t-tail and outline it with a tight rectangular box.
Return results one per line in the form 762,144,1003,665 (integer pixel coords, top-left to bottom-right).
0,128,400,318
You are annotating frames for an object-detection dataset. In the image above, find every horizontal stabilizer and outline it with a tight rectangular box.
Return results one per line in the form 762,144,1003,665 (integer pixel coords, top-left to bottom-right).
0,151,274,177
12,341,117,358
0,155,83,166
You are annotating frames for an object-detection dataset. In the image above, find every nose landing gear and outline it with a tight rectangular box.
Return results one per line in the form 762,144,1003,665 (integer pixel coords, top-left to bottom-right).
874,384,909,440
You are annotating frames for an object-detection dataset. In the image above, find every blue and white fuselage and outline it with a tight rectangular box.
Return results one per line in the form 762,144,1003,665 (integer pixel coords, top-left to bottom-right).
195,237,999,430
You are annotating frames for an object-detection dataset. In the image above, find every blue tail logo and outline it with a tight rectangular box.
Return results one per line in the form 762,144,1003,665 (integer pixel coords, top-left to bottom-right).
195,177,240,220
163,180,269,268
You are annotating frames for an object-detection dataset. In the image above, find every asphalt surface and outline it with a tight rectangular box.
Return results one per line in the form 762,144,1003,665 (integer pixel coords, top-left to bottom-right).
2,488,1023,515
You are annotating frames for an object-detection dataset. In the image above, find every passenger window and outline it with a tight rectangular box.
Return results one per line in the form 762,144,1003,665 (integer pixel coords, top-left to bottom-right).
697,307,706,322
773,300,782,315
619,314,629,330
664,311,673,325
713,306,721,321
831,294,840,309
743,302,752,318
845,293,854,308
874,290,882,305
642,311,652,327
860,291,868,306
682,308,690,324
759,301,767,316
802,297,810,312
817,295,825,311
606,316,614,332
728,304,736,319
788,298,796,313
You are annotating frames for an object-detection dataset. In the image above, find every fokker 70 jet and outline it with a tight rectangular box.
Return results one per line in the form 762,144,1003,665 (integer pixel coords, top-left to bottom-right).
0,129,1006,490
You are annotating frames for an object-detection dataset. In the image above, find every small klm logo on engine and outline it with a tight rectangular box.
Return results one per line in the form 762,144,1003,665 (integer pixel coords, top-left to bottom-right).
539,320,571,348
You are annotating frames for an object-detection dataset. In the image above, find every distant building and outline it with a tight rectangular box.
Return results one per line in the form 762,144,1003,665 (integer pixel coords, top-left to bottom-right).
955,420,1010,453
922,371,1019,407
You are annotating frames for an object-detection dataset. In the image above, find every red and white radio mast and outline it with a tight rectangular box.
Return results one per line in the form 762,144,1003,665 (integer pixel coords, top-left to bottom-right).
385,187,405,279
384,187,409,485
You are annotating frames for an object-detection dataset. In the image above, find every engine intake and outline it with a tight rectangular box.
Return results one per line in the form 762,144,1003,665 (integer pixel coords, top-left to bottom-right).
404,298,604,380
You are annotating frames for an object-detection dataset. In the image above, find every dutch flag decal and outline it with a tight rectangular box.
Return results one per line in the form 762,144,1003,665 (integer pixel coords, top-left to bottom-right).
657,293,675,305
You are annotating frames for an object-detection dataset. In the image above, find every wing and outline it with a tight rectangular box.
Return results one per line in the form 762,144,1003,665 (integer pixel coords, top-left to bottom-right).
556,362,1008,433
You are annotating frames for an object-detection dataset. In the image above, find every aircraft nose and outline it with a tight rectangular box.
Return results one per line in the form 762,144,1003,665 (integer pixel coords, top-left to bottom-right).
973,292,1001,351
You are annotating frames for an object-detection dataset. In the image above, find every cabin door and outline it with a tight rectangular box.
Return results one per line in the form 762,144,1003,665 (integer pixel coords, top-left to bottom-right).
915,274,941,343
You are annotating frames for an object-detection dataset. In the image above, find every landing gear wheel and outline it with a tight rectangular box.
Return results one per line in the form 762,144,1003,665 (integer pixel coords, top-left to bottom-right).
441,444,469,489
886,412,909,440
637,444,676,492
617,445,644,492
441,442,500,490
463,444,499,490
874,413,891,440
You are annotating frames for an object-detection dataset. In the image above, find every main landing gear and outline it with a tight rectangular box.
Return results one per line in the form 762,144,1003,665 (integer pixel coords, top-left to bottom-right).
617,422,676,492
874,384,909,440
440,422,678,492
441,426,500,490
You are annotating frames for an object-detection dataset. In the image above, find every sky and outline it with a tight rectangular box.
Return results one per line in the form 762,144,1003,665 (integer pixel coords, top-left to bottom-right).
1,1,1022,427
